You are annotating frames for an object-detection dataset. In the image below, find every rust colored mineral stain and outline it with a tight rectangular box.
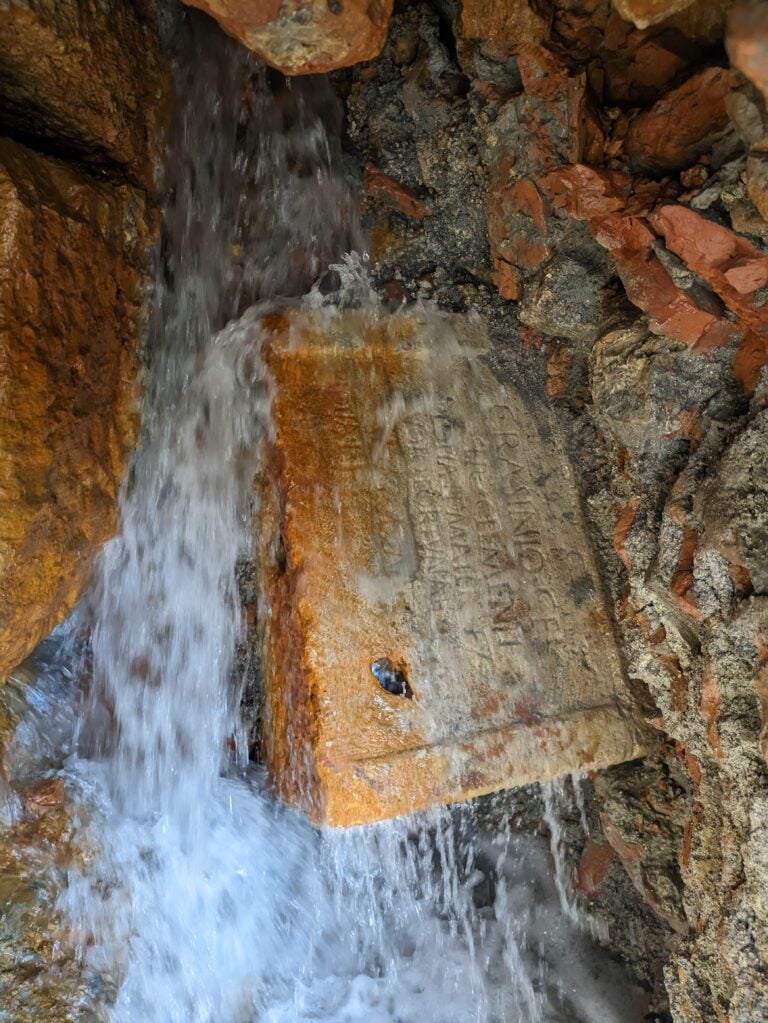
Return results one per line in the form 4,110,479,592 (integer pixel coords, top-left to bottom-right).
258,312,648,827
0,139,145,680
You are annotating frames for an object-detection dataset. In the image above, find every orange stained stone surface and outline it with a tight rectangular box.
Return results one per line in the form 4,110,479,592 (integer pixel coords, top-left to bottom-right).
257,310,648,827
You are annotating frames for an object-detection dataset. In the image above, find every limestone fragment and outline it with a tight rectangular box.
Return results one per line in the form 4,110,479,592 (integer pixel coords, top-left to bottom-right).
257,311,648,826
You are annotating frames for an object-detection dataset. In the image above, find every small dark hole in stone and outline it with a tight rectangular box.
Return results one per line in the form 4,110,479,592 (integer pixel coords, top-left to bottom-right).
275,534,287,575
371,657,413,699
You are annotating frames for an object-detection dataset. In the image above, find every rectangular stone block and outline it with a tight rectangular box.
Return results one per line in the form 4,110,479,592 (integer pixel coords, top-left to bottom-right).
257,310,647,827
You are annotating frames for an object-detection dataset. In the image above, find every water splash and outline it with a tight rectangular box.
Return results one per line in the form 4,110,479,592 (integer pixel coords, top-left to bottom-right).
541,777,608,943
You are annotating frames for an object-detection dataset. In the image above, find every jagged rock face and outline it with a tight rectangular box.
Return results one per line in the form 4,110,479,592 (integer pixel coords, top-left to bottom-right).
0,0,165,184
181,0,394,73
0,1,165,680
344,0,768,1017
613,0,699,29
0,140,147,680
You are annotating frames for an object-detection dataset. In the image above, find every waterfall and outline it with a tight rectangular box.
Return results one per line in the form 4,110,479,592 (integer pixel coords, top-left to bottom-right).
27,13,650,1022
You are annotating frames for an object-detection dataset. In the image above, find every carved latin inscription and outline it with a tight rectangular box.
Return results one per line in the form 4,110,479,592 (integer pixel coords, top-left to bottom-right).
258,311,647,826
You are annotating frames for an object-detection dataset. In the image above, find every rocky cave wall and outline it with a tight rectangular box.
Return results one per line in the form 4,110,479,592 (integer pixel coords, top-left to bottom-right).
0,1,767,1021
333,2,768,1020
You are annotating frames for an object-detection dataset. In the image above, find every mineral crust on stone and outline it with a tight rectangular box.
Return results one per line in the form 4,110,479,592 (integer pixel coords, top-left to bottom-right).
257,310,648,826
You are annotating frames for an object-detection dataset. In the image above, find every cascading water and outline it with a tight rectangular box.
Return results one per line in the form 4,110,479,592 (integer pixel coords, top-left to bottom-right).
4,13,651,1022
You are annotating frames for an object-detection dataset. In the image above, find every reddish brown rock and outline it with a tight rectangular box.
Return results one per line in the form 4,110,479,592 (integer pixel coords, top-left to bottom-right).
727,0,768,106
540,164,632,221
590,214,736,349
495,261,523,301
593,215,732,347
576,840,616,899
699,663,724,761
545,346,571,398
540,166,740,348
484,49,575,301
0,0,164,182
460,0,552,58
258,311,647,826
363,163,431,220
612,0,697,29
182,0,394,74
488,178,551,293
670,523,701,615
733,330,768,394
606,34,696,106
0,139,147,680
625,67,739,173
614,496,640,573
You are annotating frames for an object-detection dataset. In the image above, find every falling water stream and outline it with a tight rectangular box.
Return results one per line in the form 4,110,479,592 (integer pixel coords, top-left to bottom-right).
3,15,650,1023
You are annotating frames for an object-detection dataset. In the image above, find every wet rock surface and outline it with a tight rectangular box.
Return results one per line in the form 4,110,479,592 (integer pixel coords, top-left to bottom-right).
0,649,92,1022
0,0,165,184
0,1,166,682
0,0,767,1018
338,0,768,1016
257,309,646,826
181,0,394,73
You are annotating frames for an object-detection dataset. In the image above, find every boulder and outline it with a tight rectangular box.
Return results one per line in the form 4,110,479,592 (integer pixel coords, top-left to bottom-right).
727,0,768,106
625,66,739,174
182,0,394,74
612,0,697,29
0,0,164,182
0,140,148,680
